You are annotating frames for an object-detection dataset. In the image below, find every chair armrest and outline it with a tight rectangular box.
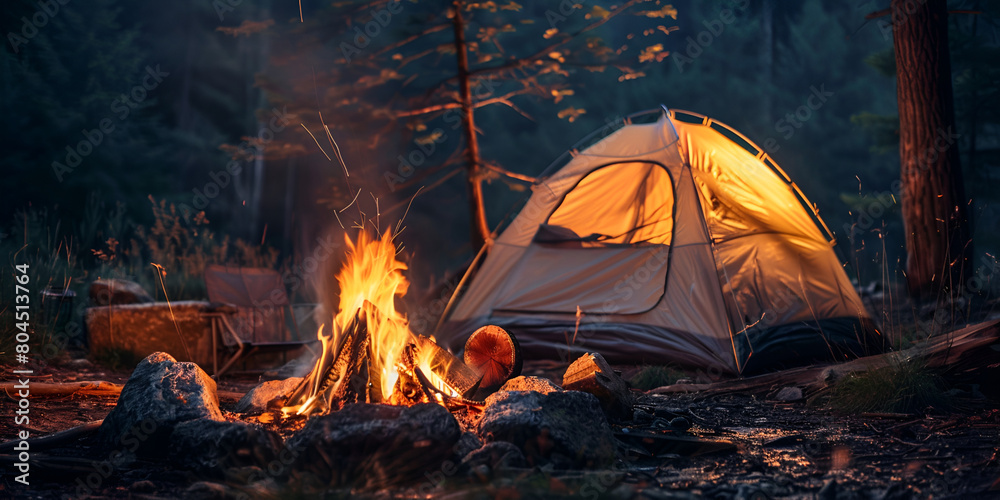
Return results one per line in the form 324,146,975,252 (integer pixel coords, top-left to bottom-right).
205,302,240,314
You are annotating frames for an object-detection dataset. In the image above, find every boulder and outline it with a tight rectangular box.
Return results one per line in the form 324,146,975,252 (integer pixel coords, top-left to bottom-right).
774,386,804,402
455,432,484,458
478,390,615,469
499,375,562,394
168,419,283,476
98,352,223,454
90,278,154,306
233,377,303,414
287,403,461,489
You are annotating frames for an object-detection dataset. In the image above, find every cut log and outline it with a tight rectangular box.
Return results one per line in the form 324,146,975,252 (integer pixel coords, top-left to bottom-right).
650,319,1000,396
563,352,637,420
464,325,522,393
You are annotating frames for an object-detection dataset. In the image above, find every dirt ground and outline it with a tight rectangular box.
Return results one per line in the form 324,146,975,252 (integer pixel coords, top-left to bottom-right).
1,356,998,499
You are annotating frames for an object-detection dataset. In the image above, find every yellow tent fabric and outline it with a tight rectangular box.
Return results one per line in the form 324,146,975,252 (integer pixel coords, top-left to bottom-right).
440,109,879,374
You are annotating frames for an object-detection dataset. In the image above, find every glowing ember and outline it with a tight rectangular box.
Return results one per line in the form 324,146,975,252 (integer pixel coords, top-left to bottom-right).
281,228,463,417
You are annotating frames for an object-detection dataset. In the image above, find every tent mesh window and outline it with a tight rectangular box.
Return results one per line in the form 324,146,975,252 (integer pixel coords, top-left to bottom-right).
543,162,674,247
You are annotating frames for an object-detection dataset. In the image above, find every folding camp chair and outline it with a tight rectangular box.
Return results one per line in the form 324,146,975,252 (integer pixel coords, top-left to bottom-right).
203,265,317,377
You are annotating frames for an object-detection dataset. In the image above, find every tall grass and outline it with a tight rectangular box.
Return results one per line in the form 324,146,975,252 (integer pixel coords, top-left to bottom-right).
1,197,285,362
91,196,281,300
0,208,81,360
629,365,690,390
826,359,955,414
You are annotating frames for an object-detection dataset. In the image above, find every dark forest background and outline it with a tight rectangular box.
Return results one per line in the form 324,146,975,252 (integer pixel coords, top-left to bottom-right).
1,0,998,305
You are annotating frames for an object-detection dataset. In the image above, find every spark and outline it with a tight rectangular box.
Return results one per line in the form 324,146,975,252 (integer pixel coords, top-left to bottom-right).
300,123,333,161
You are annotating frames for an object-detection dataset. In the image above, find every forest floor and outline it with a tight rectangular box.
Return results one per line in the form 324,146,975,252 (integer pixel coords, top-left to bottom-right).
2,353,998,499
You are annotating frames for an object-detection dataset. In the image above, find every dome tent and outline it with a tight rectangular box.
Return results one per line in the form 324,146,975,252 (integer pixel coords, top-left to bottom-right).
439,108,883,375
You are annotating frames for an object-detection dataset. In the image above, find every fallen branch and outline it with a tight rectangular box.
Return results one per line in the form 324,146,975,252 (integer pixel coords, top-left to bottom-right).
0,420,103,452
650,319,1000,396
0,380,242,402
1,381,123,398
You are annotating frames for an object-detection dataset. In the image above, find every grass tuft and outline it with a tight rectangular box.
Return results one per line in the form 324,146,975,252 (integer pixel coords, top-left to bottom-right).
827,359,955,414
629,365,689,391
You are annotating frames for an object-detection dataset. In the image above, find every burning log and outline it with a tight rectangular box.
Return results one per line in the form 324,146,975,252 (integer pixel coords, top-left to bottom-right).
415,335,481,398
283,303,374,416
387,343,430,406
283,299,485,416
280,230,493,417
386,342,485,411
464,325,522,394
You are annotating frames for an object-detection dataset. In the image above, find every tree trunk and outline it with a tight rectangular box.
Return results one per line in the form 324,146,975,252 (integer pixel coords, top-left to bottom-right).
891,0,970,300
452,0,490,252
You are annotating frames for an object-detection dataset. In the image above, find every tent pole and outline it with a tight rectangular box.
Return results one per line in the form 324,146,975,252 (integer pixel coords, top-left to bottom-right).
431,240,491,339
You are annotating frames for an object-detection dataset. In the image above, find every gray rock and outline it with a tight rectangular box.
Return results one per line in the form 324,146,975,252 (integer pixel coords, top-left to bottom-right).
262,356,315,381
455,432,483,458
668,416,692,430
774,386,804,402
233,377,303,414
461,441,527,472
478,390,615,469
67,358,94,369
98,352,223,454
818,478,838,500
633,408,654,423
90,278,154,306
499,375,563,394
287,403,461,489
168,419,283,475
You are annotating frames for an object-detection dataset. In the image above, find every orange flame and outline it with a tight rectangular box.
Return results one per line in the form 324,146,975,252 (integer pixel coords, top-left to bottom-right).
333,228,412,397
307,227,456,406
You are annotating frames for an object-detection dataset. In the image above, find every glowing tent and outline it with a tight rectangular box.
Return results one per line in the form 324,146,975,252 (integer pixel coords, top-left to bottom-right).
439,108,883,375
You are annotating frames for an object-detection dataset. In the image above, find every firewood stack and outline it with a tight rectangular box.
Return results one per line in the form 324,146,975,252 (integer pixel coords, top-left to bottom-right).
281,301,486,417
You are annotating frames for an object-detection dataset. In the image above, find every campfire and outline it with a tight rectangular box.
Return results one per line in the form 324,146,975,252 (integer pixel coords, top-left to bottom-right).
280,229,487,417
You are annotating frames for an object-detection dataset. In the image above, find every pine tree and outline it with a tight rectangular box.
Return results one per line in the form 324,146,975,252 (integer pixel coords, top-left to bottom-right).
256,0,675,252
